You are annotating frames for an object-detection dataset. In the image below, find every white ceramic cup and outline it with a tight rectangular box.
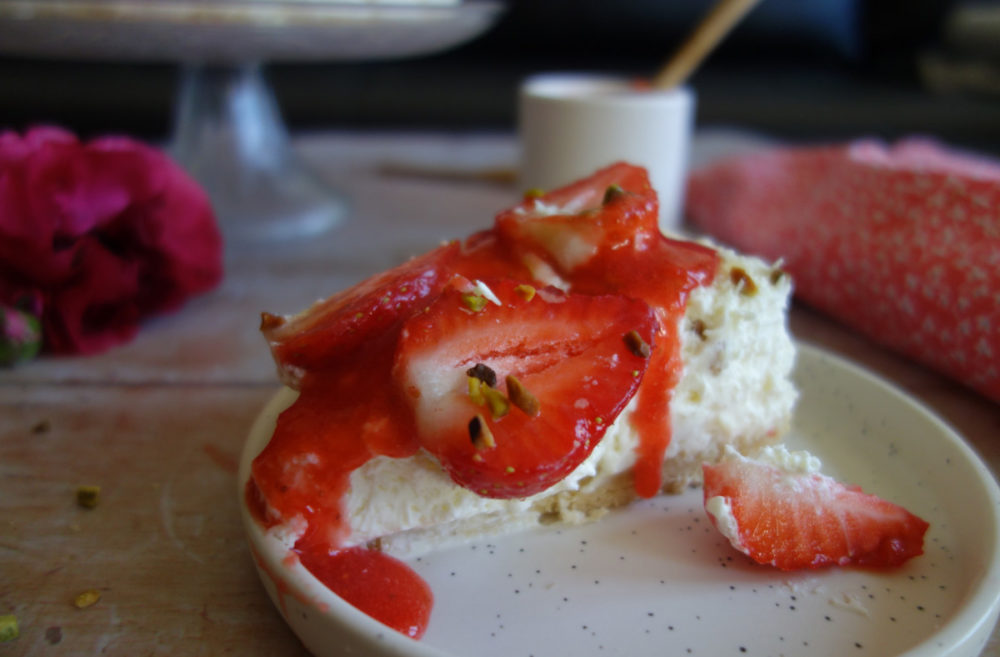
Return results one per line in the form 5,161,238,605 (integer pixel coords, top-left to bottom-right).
518,73,695,232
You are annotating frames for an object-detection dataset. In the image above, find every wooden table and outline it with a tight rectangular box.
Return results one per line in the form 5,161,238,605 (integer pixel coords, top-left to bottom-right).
2,131,998,656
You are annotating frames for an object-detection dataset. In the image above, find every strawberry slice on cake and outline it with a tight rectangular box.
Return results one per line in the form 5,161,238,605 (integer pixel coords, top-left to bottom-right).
396,276,658,498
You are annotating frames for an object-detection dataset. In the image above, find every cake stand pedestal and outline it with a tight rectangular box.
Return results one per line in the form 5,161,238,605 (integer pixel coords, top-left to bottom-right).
0,1,502,242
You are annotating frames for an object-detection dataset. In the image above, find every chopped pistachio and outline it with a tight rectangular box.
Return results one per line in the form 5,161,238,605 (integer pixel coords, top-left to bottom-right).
76,486,100,509
769,268,788,286
595,416,604,425
482,386,511,419
460,293,488,312
505,466,516,474
523,188,545,199
0,615,17,642
602,184,627,205
506,375,540,417
466,362,498,388
73,589,101,609
623,330,652,358
514,284,536,302
468,414,496,450
467,376,486,406
729,267,758,296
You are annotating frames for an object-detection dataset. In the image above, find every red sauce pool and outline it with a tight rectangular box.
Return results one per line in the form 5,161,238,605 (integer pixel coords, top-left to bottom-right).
296,545,433,640
247,478,432,639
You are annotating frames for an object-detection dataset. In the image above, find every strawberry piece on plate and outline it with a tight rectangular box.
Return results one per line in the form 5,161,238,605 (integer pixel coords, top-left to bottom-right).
703,447,929,571
395,276,658,499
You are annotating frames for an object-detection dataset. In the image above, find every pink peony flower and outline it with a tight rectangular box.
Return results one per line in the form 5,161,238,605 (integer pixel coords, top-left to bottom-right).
0,126,223,355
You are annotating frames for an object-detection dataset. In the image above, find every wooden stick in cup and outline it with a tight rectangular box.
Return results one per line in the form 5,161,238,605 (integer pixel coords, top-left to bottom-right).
652,0,763,89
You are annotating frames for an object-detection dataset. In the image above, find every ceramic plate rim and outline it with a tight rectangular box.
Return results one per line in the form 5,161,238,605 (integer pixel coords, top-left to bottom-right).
792,342,1000,657
238,342,1000,657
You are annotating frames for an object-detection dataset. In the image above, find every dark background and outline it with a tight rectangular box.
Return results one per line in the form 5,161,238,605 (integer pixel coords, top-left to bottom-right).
1,0,999,153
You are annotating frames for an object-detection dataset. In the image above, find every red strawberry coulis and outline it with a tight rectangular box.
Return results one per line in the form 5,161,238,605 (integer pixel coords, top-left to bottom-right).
296,543,433,639
247,163,718,638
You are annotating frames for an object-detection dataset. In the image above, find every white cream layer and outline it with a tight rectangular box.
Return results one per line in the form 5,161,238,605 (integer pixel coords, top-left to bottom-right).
266,241,798,558
340,242,797,554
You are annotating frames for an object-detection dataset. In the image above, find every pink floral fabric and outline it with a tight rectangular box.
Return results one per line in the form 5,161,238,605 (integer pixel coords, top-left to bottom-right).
0,126,223,355
687,138,1000,403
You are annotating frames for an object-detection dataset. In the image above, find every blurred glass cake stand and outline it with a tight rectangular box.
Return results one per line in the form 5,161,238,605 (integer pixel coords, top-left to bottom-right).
0,0,502,241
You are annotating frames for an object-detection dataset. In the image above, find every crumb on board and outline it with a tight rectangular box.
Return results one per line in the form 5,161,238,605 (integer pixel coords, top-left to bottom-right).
0,615,18,642
76,486,100,509
45,626,62,645
73,590,101,609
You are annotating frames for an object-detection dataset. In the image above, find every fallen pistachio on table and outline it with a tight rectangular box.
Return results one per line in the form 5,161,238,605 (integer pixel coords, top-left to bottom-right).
0,615,19,642
73,590,101,609
76,486,101,509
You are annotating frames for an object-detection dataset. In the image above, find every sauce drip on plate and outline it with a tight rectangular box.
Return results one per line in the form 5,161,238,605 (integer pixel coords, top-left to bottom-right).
297,544,433,640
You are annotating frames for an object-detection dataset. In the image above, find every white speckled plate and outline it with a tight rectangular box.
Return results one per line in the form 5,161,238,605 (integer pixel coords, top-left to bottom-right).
239,343,1000,657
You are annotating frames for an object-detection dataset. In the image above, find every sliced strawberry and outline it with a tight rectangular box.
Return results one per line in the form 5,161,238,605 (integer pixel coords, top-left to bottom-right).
260,241,461,382
495,162,659,274
703,448,929,571
494,164,718,497
495,162,717,316
450,228,536,283
394,277,658,498
499,161,658,230
570,233,717,317
261,233,535,385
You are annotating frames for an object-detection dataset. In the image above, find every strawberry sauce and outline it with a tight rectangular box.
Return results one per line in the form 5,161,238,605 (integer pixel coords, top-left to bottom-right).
568,235,717,497
297,545,433,639
632,335,681,498
247,484,432,639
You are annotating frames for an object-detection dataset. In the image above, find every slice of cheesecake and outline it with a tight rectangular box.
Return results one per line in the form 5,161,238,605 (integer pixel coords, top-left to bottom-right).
246,163,797,559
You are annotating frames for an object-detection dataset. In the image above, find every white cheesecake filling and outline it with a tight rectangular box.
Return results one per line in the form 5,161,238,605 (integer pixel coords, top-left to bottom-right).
264,241,797,558
344,395,642,548
340,243,796,554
